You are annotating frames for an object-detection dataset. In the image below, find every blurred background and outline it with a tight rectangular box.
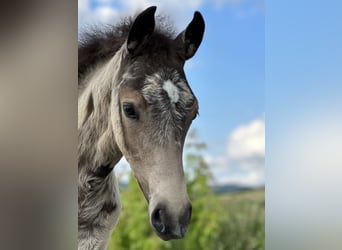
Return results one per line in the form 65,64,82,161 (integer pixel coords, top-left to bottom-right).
79,1,265,249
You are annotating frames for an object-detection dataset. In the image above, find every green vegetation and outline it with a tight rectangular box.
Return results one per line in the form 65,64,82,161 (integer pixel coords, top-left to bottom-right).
108,134,264,250
217,189,265,250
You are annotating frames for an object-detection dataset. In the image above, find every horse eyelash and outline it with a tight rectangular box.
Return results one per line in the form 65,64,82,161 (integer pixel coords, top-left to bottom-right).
193,111,199,120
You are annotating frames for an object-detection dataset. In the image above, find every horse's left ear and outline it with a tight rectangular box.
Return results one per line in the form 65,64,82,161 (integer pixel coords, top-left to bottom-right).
127,6,156,55
175,11,205,60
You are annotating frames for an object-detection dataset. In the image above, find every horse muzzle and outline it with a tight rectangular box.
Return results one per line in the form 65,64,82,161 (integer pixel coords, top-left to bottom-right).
150,202,192,240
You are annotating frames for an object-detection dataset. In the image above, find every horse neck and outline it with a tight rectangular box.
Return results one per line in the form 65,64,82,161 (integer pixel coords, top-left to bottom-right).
78,48,125,170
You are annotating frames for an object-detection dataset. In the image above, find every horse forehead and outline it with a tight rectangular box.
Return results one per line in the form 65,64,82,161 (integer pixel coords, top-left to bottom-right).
142,70,193,104
139,70,195,145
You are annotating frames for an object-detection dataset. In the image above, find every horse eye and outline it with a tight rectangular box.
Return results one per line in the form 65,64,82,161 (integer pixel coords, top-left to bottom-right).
123,102,138,119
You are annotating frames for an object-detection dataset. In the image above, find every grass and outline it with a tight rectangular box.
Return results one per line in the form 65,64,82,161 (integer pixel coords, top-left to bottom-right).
217,188,265,250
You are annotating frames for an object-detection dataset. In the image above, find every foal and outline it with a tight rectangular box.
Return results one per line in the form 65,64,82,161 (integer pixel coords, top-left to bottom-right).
78,6,205,249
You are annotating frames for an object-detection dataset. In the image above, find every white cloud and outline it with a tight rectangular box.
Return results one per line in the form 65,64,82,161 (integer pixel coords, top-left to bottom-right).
93,6,120,24
204,154,228,175
227,117,265,160
204,117,265,187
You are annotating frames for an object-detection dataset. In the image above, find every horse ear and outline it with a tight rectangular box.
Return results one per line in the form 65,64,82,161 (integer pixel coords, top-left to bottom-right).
127,6,156,55
175,11,205,60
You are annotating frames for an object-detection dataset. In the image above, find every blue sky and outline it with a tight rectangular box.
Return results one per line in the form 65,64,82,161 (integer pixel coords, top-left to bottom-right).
79,0,264,187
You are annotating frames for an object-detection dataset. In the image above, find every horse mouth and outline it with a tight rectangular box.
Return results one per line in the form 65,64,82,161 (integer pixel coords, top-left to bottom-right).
154,228,185,241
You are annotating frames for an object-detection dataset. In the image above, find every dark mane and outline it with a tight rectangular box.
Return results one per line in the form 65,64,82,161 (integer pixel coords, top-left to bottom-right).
78,16,176,84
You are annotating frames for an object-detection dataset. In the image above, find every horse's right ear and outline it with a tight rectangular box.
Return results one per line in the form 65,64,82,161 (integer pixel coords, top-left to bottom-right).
127,6,156,55
175,11,205,60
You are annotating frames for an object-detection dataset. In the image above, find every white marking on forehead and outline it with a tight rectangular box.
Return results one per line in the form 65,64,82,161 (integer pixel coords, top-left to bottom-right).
163,80,179,103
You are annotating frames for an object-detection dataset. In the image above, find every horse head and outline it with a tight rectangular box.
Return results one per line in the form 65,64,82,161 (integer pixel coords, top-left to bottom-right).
111,6,205,240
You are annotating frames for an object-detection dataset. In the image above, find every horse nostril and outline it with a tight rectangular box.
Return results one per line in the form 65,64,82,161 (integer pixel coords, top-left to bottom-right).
150,204,193,240
151,208,165,234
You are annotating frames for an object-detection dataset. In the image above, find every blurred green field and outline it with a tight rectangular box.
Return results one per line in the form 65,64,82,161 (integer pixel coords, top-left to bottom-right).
217,188,265,250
